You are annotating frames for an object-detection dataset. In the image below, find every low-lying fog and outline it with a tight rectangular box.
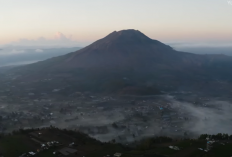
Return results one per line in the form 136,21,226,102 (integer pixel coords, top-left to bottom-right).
166,96,232,135
45,95,232,142
0,47,81,67
1,94,232,143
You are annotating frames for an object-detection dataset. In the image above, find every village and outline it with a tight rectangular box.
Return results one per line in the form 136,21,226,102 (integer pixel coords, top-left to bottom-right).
1,65,232,157
0,73,232,145
1,75,231,144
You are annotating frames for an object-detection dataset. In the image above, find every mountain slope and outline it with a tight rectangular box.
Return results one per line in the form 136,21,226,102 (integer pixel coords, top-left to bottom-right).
15,30,206,73
9,29,232,95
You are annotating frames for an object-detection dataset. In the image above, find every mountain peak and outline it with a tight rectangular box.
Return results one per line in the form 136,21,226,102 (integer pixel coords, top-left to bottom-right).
112,29,143,35
85,29,173,52
101,29,153,44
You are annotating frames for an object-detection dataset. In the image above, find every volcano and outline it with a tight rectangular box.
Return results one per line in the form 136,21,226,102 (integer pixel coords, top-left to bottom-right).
11,29,232,95
19,29,207,72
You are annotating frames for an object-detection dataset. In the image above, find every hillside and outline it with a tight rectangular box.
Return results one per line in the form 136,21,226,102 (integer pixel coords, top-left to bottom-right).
0,128,232,157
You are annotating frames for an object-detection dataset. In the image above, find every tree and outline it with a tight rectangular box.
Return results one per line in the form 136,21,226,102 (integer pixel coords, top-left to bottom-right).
112,123,118,128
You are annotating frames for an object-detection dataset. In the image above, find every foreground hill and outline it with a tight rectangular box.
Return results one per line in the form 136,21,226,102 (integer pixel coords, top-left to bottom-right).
0,128,232,157
10,29,232,95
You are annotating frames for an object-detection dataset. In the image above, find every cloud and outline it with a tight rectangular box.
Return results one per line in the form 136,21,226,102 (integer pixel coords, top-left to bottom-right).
10,49,25,54
0,47,81,67
228,0,232,5
168,42,232,55
0,49,26,56
169,42,232,48
3,32,89,48
55,32,69,40
35,49,44,52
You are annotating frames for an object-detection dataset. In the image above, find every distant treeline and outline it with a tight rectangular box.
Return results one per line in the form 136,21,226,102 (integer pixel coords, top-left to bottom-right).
198,133,232,140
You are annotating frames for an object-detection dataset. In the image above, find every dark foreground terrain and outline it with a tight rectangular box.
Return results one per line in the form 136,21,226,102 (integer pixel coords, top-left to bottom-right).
0,127,232,157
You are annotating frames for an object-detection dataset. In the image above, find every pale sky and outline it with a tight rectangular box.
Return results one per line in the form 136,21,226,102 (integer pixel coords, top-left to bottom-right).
1,0,232,47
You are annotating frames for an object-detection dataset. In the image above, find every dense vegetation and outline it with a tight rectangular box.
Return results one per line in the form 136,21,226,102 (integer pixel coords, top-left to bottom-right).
0,127,232,157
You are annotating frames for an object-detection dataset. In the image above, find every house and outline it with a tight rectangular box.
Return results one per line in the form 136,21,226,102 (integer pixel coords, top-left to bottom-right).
29,132,41,138
28,93,35,96
114,153,122,157
69,142,75,147
52,89,60,92
58,147,77,156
